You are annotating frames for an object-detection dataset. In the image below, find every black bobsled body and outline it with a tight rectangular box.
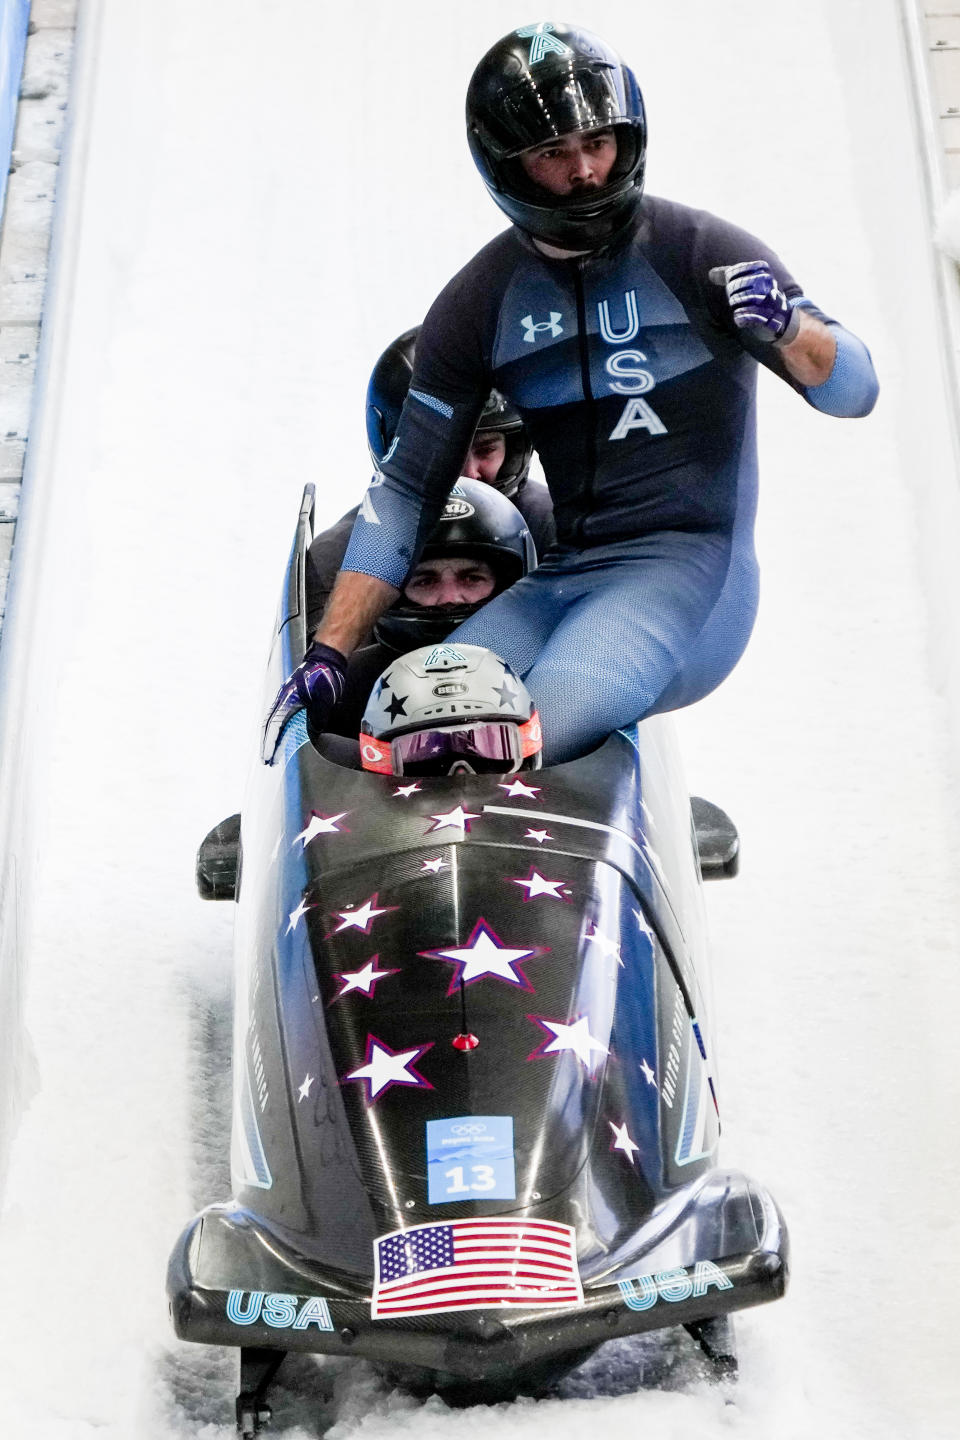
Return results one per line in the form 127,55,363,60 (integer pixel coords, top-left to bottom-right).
169,487,786,1413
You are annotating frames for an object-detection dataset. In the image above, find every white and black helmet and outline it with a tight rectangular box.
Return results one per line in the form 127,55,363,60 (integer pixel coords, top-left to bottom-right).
359,644,543,776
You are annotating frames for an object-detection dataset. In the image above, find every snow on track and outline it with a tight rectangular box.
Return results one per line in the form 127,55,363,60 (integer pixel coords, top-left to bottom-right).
1,2,958,1437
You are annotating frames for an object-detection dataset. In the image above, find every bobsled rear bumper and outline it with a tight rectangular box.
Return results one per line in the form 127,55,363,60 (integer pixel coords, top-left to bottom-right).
168,1171,787,1379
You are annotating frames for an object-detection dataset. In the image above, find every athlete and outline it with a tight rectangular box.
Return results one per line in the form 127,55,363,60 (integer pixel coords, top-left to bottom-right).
266,22,878,765
323,478,534,743
305,328,554,630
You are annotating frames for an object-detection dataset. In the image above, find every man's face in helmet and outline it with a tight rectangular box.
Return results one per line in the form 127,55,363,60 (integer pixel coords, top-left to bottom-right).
518,126,618,197
461,430,507,484
402,556,497,608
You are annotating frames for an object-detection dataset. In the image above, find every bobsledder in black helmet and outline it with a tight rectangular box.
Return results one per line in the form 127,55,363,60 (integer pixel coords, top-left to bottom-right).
466,21,647,251
373,478,535,652
365,326,533,497
359,643,543,776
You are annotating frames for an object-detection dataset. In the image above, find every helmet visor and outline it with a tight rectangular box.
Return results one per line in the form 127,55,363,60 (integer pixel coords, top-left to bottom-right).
493,64,626,156
392,721,523,776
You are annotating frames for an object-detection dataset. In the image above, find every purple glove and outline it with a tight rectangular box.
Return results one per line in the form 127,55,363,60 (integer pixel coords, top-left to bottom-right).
262,640,347,763
708,261,801,345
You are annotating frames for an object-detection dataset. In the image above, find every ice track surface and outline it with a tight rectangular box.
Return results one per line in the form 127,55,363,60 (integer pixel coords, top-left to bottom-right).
0,2,959,1437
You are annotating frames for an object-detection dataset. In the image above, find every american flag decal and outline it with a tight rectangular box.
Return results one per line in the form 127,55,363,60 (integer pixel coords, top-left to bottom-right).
372,1217,582,1317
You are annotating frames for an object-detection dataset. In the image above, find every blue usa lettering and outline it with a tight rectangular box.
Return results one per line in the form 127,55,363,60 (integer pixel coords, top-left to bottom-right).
226,1290,334,1331
618,1261,733,1312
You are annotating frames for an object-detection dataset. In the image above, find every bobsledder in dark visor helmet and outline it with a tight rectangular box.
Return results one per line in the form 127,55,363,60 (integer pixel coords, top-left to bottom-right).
360,644,543,776
466,21,647,250
365,326,533,497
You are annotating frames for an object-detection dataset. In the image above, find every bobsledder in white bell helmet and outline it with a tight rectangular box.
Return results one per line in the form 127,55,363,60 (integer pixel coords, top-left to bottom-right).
359,644,543,776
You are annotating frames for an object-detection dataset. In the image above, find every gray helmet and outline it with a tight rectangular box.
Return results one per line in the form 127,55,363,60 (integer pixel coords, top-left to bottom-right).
359,644,543,776
374,479,536,652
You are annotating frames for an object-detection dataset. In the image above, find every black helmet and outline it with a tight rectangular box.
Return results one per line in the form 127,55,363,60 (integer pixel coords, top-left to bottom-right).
466,23,647,251
374,479,536,652
365,327,534,497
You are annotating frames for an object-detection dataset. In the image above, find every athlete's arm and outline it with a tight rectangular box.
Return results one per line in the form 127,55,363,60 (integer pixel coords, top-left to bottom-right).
312,570,400,655
776,308,836,387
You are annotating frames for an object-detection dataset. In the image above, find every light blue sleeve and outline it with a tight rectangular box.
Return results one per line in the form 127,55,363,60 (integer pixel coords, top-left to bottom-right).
803,324,878,418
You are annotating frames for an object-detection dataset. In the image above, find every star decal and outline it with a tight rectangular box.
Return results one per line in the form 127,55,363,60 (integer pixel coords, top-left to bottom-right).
609,1119,640,1163
420,918,543,994
509,867,570,901
499,778,541,800
585,923,623,966
385,692,408,721
527,1014,609,1073
333,955,399,1000
286,898,313,934
343,1035,434,1102
525,828,553,844
427,805,480,834
640,1057,657,1086
421,857,447,873
293,811,349,847
493,677,519,707
393,782,421,798
331,892,398,935
298,1074,314,1102
375,673,392,698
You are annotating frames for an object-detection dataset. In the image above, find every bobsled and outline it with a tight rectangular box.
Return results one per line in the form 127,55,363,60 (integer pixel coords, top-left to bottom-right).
168,486,786,1435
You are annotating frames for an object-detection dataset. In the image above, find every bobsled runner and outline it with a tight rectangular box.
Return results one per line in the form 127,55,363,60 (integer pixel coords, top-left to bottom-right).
168,486,785,1434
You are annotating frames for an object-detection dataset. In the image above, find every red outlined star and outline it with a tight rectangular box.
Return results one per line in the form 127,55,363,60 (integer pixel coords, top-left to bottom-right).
330,892,399,936
526,1013,609,1073
498,778,542,800
342,1035,434,1102
508,866,571,902
426,804,480,834
420,917,545,995
293,811,350,848
525,828,553,844
332,955,400,1001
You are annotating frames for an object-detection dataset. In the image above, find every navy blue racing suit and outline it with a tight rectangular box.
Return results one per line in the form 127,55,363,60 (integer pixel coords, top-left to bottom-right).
342,196,878,762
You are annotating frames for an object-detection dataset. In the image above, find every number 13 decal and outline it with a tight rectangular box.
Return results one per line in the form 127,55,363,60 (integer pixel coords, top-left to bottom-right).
444,1163,496,1195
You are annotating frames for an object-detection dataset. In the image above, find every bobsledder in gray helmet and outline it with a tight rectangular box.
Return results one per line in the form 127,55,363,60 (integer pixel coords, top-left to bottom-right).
359,643,543,776
365,326,534,498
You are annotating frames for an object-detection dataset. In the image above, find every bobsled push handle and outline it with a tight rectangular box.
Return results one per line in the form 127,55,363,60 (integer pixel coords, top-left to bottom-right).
692,796,740,879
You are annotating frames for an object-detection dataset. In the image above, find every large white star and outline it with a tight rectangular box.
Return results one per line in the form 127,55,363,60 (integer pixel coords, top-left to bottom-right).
427,805,480,834
422,919,539,992
510,868,568,901
499,778,542,800
298,1074,314,1102
393,782,421,798
585,923,623,965
530,1015,608,1071
421,857,447,873
335,956,398,999
332,893,397,934
344,1037,433,1101
609,1119,640,1162
286,898,313,934
294,811,349,847
640,1057,657,1086
525,828,553,844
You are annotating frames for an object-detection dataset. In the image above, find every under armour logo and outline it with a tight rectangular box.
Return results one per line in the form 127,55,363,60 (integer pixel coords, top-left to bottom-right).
516,22,571,64
521,311,563,343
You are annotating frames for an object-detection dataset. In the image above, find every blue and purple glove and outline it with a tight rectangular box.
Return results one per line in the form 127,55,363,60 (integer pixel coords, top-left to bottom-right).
262,640,347,763
708,260,801,346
